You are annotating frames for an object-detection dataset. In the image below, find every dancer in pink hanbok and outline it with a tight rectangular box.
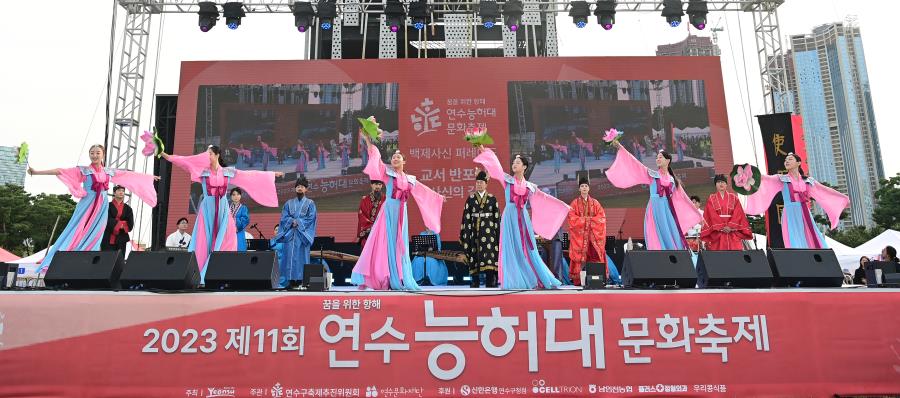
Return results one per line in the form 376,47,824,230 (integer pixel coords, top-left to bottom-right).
28,144,159,270
607,141,701,250
351,135,445,290
160,145,283,281
746,153,849,248
473,146,569,289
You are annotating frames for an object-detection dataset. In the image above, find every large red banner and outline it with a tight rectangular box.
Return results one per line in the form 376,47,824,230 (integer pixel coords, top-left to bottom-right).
1,290,898,397
169,57,733,241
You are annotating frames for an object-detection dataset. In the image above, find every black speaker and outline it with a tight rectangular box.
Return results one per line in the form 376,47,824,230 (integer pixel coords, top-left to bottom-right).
120,251,200,290
205,251,279,290
583,262,606,290
696,250,773,288
303,263,329,291
622,250,696,288
2,263,17,289
766,249,843,287
44,251,125,289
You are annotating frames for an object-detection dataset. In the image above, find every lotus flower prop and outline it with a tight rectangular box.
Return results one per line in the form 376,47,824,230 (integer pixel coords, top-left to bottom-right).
140,127,165,158
463,127,494,147
603,128,623,146
729,163,762,195
357,116,383,141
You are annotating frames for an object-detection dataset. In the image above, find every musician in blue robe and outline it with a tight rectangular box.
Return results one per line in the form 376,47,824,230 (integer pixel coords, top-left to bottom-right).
411,229,449,286
272,177,317,289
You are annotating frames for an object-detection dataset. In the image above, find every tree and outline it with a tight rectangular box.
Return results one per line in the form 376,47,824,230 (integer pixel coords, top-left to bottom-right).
873,174,900,231
0,184,76,256
827,225,884,248
747,215,766,235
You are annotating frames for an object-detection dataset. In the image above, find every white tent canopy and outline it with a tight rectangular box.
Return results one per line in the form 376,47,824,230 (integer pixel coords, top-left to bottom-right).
853,229,900,258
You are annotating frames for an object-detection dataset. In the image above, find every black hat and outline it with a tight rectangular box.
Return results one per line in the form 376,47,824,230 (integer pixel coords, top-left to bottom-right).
578,177,590,186
476,171,488,182
370,179,384,185
713,174,728,184
295,176,309,188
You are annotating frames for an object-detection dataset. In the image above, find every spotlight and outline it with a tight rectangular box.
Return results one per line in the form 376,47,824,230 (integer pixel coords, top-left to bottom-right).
384,0,406,33
686,0,708,30
478,0,501,29
292,1,315,32
197,2,219,32
593,0,616,30
408,0,430,30
316,0,337,30
661,0,684,27
222,2,245,30
502,0,524,31
568,1,590,29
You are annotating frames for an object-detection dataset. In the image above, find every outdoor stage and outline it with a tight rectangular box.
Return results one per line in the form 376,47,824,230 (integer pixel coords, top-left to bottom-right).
1,288,899,397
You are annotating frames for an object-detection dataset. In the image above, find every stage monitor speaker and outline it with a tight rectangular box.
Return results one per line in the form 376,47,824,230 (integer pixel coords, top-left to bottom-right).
44,251,124,289
766,249,843,287
622,250,696,289
120,251,200,290
205,252,278,290
583,262,606,290
696,250,773,288
303,263,331,291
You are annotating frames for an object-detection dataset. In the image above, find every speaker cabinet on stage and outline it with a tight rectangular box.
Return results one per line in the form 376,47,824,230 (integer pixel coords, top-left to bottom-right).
622,250,696,288
2,263,17,289
303,264,331,291
44,251,125,289
766,249,843,287
205,252,278,290
120,251,200,290
696,250,773,288
583,262,606,290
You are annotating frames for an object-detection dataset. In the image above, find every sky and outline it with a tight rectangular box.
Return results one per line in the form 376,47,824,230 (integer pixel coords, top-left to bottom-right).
1,0,897,241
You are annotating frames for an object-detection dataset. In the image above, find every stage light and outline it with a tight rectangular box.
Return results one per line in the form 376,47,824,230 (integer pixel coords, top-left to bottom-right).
502,0,524,31
408,0,430,30
316,0,337,30
222,2,246,30
593,0,616,30
384,0,406,33
478,0,501,29
686,0,708,30
197,2,219,32
568,1,591,29
661,0,684,27
292,1,316,32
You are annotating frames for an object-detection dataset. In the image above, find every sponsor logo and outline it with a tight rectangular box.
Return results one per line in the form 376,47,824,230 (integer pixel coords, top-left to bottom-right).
459,385,470,396
588,384,634,394
638,384,688,393
365,386,379,397
207,387,236,397
531,380,584,395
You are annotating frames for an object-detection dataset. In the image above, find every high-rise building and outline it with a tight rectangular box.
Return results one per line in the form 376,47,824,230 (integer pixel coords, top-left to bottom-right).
0,145,27,187
786,21,883,228
656,35,719,109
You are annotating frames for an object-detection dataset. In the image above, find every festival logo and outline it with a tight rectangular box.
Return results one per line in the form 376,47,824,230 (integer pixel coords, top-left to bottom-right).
411,98,442,136
271,383,284,398
206,386,236,397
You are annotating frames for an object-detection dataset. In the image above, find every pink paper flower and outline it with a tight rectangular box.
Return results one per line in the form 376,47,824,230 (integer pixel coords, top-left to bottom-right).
603,128,623,143
140,130,156,157
734,164,756,190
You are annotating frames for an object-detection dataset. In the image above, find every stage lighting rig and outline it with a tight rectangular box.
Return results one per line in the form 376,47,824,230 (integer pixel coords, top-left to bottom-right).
384,0,407,33
687,0,708,30
223,2,246,30
197,2,219,32
502,0,524,32
408,0,430,30
661,0,684,27
316,0,337,30
594,0,616,30
292,1,316,32
568,1,591,29
478,0,501,29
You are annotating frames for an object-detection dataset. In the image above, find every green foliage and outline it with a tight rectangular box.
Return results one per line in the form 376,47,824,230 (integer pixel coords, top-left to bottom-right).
0,184,76,256
747,215,766,235
873,174,900,231
827,225,884,248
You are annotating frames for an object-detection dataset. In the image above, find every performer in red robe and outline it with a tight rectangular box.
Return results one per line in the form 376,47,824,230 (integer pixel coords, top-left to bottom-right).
566,177,607,286
357,180,385,247
700,174,752,250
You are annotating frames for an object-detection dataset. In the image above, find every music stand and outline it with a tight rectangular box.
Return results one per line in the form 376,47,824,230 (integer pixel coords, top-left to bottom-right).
247,239,271,251
411,234,439,286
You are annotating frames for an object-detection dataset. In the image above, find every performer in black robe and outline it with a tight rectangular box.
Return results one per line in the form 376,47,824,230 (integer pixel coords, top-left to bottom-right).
101,185,134,253
459,171,500,288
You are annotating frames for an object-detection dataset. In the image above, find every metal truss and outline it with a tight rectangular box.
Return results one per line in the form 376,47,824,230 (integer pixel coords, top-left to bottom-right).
110,0,788,172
